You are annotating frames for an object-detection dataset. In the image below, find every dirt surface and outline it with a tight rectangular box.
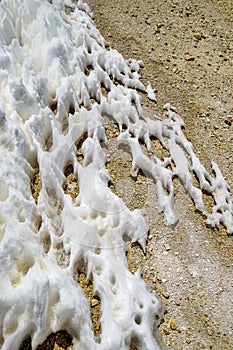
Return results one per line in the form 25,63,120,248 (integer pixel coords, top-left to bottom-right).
85,1,233,349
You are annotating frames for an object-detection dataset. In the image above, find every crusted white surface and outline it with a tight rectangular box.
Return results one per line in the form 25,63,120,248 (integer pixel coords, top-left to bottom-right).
0,0,232,349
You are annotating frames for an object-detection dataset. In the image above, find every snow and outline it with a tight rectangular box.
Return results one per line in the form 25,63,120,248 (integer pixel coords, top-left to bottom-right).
0,0,232,349
146,82,156,101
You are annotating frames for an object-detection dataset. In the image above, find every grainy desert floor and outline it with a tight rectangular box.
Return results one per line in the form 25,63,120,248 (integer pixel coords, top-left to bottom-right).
25,1,233,350
85,1,233,349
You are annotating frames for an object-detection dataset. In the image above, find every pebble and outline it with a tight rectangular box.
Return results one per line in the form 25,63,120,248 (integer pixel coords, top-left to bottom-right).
224,119,231,126
191,270,198,277
91,298,100,307
157,23,164,28
170,319,177,330
163,328,170,335
186,334,191,344
54,344,64,350
185,55,195,61
194,32,202,40
226,115,233,122
162,291,170,299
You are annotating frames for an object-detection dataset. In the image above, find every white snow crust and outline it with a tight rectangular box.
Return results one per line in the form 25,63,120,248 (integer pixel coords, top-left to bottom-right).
0,0,232,349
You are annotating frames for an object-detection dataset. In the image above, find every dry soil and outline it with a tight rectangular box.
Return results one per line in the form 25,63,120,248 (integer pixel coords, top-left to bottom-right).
85,1,233,349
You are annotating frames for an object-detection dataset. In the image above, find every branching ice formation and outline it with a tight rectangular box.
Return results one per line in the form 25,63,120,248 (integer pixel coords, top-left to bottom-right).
0,0,232,349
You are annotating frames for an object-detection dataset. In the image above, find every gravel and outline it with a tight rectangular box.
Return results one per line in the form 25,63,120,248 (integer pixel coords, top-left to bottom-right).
86,1,233,349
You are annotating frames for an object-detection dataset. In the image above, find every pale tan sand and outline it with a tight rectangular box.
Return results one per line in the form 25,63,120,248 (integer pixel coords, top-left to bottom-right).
85,1,233,349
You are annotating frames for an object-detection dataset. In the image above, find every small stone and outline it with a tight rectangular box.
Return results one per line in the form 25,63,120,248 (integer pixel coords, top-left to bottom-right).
91,298,99,307
186,334,191,344
95,322,100,331
194,32,202,40
191,270,198,277
162,291,170,299
163,328,170,335
224,115,233,126
170,320,177,330
224,119,232,126
54,344,64,350
164,243,171,251
185,55,195,61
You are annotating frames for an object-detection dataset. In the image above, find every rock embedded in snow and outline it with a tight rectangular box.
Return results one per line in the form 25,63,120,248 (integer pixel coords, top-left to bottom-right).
0,1,232,350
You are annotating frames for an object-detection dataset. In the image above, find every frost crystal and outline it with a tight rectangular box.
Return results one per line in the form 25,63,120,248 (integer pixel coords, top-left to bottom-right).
0,1,232,349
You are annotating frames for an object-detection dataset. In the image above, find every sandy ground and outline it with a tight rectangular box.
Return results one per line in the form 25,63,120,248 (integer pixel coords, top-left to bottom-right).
85,1,233,349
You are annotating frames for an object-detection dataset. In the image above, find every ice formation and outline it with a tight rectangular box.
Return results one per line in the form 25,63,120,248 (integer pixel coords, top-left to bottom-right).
0,0,232,349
